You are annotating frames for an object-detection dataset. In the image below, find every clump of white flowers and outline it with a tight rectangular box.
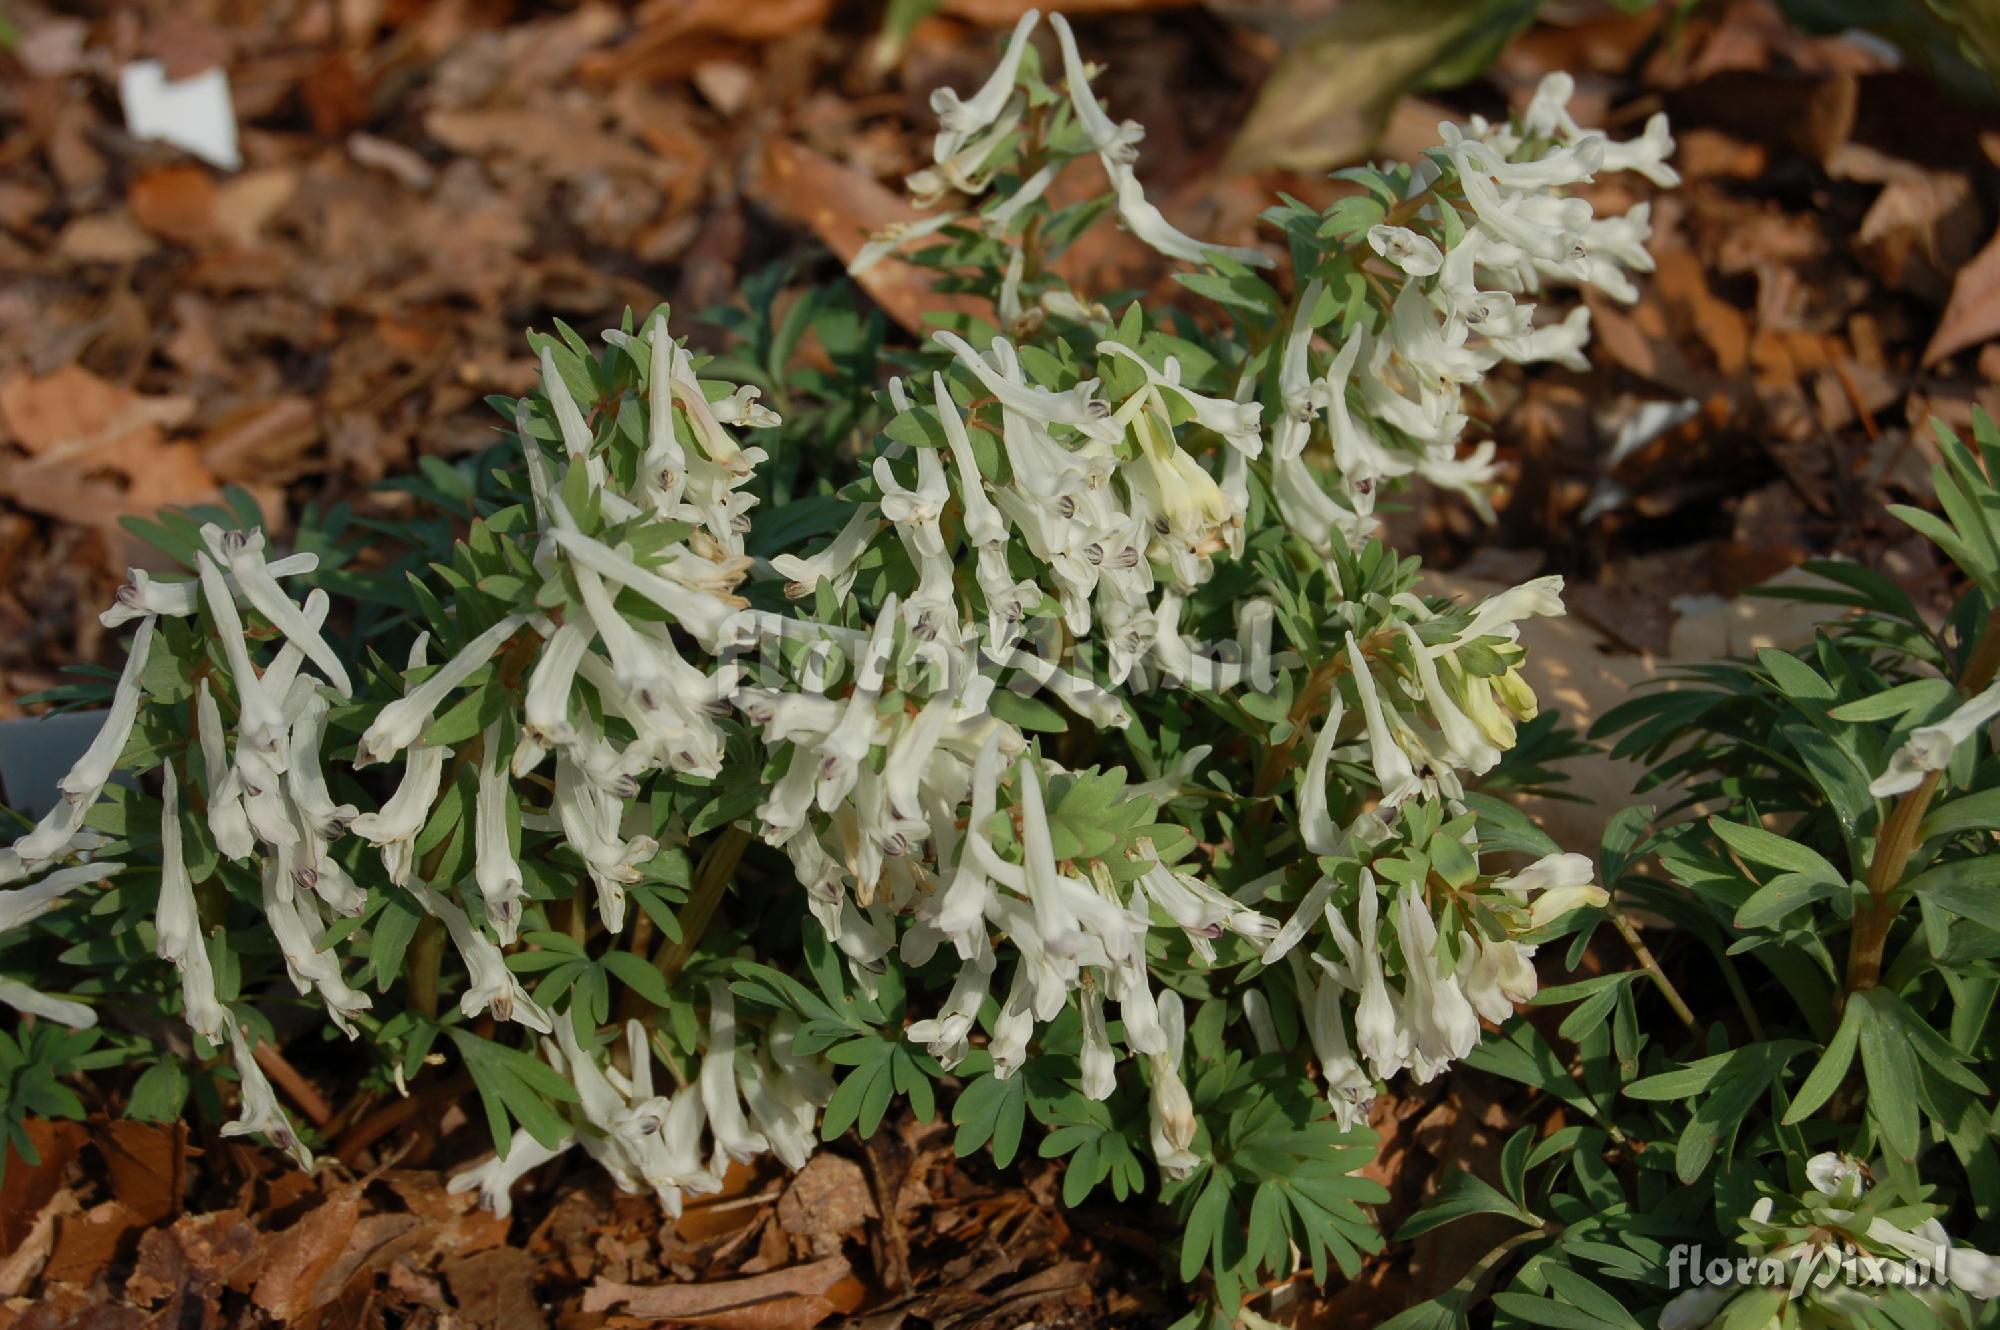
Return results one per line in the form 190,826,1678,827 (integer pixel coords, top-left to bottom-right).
1660,1154,2000,1330
0,15,1670,1288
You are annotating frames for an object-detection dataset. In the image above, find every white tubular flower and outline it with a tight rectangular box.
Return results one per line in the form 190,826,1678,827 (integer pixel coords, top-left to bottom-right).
1400,624,1502,775
297,843,365,920
700,980,769,1171
770,1013,837,1106
874,446,950,560
1367,225,1444,277
551,527,739,652
770,506,882,602
205,526,351,698
357,613,524,767
447,1130,573,1218
1048,13,1144,163
285,692,356,840
935,374,1008,546
522,620,591,754
1111,952,1166,1058
711,384,780,430
906,947,993,1070
985,160,1062,236
1460,931,1538,1024
0,976,97,1027
235,744,299,851
1108,166,1272,270
1492,851,1607,927
1241,987,1281,1055
1869,678,2000,797
541,347,607,483
14,801,88,872
738,1049,818,1173
669,346,764,477
934,729,1009,952
154,759,199,967
1596,113,1680,189
1271,451,1370,552
988,964,1036,1078
910,98,1025,206
883,692,953,831
930,10,1039,161
263,864,371,1037
934,330,1107,427
196,679,256,861
1415,440,1503,523
0,860,125,934
221,1023,312,1169
1324,331,1416,489
1103,343,1265,458
177,924,232,1047
1657,1283,1737,1330
643,315,688,508
1393,882,1480,1082
49,615,155,818
849,212,963,278
1294,954,1373,1127
101,554,318,629
411,884,549,1033
1805,1151,1865,1198
1146,989,1200,1180
1351,873,1408,1080
198,551,284,752
814,600,898,811
1487,304,1592,371
1298,695,1348,857
1261,874,1337,967
1447,574,1567,650
1079,986,1116,1100
1345,632,1421,809
1441,129,1588,265
349,742,446,886
474,727,526,943
1272,285,1326,462
551,752,652,931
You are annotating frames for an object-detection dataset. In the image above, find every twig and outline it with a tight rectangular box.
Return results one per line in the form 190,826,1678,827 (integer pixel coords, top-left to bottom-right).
1604,898,1699,1034
253,1041,334,1129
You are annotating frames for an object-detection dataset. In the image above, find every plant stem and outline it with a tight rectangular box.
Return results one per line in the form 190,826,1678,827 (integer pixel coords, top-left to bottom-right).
1605,899,1699,1034
407,917,443,1019
651,823,751,988
1843,606,2000,1001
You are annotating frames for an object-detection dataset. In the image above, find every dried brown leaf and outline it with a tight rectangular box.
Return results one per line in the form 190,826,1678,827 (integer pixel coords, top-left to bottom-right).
1925,226,2000,365
97,1120,187,1226
249,1186,363,1322
754,139,990,337
44,1199,148,1287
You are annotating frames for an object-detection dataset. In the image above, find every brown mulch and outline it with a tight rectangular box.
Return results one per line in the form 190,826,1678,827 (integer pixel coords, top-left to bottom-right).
2,0,1999,1325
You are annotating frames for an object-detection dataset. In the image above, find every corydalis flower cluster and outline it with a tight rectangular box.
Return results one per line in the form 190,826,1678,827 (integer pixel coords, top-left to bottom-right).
860,14,1675,546
1660,1153,2000,1330
0,20,1662,1224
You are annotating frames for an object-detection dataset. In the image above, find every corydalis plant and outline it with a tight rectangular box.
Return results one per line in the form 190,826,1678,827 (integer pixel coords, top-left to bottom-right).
0,17,1675,1319
1381,416,2000,1329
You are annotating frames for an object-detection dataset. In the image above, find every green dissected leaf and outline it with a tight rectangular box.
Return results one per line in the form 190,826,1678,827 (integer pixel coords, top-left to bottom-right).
447,1027,579,1153
1907,856,2000,931
1707,817,1844,884
1396,1167,1537,1239
952,1066,1027,1167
